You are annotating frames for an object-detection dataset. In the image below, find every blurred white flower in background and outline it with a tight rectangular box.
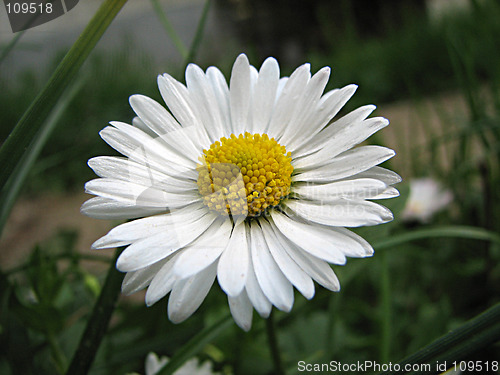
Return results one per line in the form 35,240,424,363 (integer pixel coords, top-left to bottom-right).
128,352,220,375
402,177,453,223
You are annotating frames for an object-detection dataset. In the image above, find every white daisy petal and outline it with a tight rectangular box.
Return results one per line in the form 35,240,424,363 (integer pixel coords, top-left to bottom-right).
230,54,252,135
373,186,400,199
251,57,280,134
279,66,331,146
217,222,249,297
293,178,388,201
260,220,315,299
129,94,181,134
206,66,232,136
168,262,217,324
296,104,376,157
87,156,197,194
228,290,253,332
121,259,168,295
145,254,178,306
116,213,217,272
283,241,340,291
353,166,402,186
275,77,288,101
270,211,348,264
285,199,394,227
84,178,200,210
293,145,395,182
245,229,273,318
99,124,197,180
91,203,207,249
132,116,156,137
250,221,294,312
186,63,226,141
288,84,358,153
157,74,211,147
81,196,163,220
267,63,311,139
332,227,374,257
173,220,233,280
294,117,389,169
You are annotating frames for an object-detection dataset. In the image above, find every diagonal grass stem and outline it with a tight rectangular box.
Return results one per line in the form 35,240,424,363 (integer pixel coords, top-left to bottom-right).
379,302,500,375
0,0,128,193
65,247,124,375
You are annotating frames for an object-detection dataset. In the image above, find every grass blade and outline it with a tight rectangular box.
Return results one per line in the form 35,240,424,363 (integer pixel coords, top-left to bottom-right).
65,247,125,375
183,0,211,68
379,302,500,375
373,226,500,250
150,0,188,60
0,30,26,66
0,75,85,237
0,0,128,192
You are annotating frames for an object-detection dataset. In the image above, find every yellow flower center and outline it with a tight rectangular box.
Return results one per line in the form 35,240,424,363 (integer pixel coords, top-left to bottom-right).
197,132,293,218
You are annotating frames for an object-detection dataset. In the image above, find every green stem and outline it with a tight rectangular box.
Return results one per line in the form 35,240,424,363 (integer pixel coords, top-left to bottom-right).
150,0,188,59
380,252,391,363
47,331,67,374
373,226,500,250
325,293,338,358
379,302,500,375
266,310,286,375
0,75,85,237
0,30,25,66
65,247,124,375
0,0,128,192
182,0,211,69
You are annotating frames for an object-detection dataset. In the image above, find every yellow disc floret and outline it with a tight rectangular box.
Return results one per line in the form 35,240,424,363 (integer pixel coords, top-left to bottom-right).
197,132,293,218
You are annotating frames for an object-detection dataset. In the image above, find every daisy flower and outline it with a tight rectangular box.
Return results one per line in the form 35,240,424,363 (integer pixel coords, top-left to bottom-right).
402,177,452,223
128,352,220,375
81,53,400,331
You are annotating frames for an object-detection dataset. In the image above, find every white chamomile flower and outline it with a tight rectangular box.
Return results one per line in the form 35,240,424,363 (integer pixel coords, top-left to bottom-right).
128,352,219,375
82,53,400,331
402,177,452,223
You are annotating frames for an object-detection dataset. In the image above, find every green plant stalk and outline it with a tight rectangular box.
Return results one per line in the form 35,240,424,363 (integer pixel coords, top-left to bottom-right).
373,225,500,250
380,252,392,364
0,0,128,193
48,330,67,374
325,293,338,358
150,0,188,59
0,75,85,237
156,314,233,375
379,302,500,375
266,309,286,375
65,247,124,375
0,29,25,66
183,0,211,69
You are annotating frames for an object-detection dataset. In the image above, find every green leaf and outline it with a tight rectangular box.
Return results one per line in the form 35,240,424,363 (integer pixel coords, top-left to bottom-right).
156,314,233,375
0,0,128,193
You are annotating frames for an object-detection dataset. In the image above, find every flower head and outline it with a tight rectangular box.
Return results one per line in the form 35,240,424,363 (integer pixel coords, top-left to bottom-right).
402,177,452,223
82,53,400,331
